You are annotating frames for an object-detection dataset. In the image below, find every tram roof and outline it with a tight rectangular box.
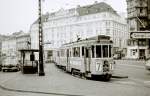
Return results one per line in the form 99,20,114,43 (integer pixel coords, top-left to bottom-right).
63,35,111,45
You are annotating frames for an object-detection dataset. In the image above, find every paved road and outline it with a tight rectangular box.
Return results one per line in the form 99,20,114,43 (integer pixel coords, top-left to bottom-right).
114,60,150,85
0,60,150,96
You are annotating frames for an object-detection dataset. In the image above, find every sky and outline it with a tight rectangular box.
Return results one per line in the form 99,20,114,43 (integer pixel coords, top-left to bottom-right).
0,0,127,35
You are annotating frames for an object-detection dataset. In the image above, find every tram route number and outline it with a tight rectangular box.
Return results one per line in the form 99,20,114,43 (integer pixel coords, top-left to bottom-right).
96,63,101,71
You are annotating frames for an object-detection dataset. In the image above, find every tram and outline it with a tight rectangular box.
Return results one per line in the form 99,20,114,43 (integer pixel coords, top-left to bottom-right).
54,35,115,81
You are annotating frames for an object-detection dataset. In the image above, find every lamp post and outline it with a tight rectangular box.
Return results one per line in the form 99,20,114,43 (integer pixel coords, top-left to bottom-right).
38,0,45,76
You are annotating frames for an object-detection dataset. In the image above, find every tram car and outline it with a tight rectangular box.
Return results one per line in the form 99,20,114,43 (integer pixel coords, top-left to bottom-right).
54,35,115,81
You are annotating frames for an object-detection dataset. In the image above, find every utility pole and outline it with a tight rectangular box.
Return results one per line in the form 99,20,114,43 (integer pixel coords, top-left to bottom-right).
38,0,45,76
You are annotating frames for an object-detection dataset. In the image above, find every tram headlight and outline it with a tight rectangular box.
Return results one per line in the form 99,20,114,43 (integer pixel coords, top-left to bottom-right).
104,60,109,67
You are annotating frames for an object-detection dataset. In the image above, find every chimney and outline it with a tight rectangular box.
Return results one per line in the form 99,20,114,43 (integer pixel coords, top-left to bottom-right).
94,1,98,4
77,5,80,8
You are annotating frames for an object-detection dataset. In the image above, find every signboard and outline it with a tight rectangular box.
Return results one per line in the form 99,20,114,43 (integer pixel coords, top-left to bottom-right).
130,31,150,39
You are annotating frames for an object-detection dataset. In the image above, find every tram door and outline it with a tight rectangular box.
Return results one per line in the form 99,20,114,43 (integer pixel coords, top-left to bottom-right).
66,49,70,71
84,47,91,72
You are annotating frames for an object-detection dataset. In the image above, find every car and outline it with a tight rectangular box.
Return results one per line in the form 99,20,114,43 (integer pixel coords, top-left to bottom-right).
113,54,121,60
2,64,20,72
145,58,150,71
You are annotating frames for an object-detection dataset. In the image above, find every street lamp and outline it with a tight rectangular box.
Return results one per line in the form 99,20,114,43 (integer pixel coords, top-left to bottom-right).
38,0,45,76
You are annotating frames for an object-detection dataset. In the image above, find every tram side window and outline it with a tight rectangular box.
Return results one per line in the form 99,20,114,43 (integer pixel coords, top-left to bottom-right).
70,50,72,57
96,45,101,58
82,47,84,56
92,46,95,58
61,49,65,57
73,47,80,57
109,45,112,57
86,48,89,58
66,49,69,57
103,45,108,58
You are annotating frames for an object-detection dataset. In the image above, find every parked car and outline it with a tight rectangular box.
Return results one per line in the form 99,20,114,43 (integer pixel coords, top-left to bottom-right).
2,64,20,72
145,58,150,71
113,54,121,60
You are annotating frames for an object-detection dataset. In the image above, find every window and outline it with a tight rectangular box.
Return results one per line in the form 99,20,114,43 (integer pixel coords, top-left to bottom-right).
138,39,146,46
96,45,101,58
73,47,80,57
82,47,84,56
92,46,95,58
86,48,89,58
128,40,131,45
61,49,65,57
109,45,112,57
131,49,137,56
106,29,110,35
47,51,53,59
103,45,108,58
140,8,143,13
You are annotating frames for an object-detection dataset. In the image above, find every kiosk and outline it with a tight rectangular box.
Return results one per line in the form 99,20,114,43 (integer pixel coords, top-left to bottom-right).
19,49,39,74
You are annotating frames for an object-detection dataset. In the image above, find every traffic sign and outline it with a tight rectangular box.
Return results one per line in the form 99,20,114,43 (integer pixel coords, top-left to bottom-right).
130,31,150,39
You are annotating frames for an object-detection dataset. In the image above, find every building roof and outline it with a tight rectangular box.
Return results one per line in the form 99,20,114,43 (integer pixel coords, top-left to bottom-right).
0,35,9,42
63,35,112,46
32,2,118,25
16,32,30,38
33,13,49,24
2,31,28,41
76,2,118,16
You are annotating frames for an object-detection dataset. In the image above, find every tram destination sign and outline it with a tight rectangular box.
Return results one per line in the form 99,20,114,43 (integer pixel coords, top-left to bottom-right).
130,31,150,39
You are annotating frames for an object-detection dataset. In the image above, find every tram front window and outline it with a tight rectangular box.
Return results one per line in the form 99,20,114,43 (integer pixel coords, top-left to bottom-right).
96,45,110,58
103,45,108,58
96,45,101,58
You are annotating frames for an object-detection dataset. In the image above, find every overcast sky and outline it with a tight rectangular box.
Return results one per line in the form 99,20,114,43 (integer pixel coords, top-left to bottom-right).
0,0,127,35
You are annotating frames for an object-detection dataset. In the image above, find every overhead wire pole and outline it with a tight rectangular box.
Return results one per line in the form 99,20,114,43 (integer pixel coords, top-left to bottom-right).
38,0,45,76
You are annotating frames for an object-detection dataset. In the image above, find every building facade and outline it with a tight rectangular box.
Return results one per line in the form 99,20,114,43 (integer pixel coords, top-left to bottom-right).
30,2,128,61
16,33,31,61
2,36,17,65
0,35,9,64
1,32,30,64
126,0,150,59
